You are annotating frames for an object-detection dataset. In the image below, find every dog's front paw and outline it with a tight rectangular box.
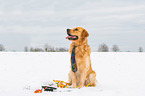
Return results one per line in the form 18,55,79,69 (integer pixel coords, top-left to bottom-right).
78,82,84,89
78,85,83,89
72,84,77,88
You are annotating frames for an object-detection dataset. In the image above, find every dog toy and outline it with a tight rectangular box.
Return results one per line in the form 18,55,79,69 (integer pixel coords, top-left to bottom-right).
34,86,57,93
53,80,70,88
34,89,42,93
53,80,96,88
34,80,97,93
85,83,95,87
42,86,57,92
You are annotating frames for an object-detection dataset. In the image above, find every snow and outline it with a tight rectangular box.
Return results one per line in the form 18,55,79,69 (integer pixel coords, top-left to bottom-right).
0,52,145,96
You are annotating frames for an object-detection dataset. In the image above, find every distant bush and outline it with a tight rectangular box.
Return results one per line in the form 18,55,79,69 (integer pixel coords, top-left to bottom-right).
0,44,5,51
112,44,120,52
98,43,109,52
139,47,143,52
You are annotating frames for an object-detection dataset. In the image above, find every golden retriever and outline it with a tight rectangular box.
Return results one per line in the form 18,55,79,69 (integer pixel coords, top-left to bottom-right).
66,27,96,88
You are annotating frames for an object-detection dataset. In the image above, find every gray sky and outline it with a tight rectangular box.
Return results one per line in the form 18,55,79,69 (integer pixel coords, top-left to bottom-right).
0,0,145,52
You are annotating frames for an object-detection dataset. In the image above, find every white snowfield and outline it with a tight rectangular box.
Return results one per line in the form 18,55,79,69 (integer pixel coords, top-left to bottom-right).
0,52,145,96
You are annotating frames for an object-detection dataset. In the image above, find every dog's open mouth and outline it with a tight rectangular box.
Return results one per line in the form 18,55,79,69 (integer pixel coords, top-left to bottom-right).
66,29,78,40
66,35,78,40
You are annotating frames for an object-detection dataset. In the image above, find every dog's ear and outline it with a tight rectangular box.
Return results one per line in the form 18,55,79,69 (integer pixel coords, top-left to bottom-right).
82,29,89,38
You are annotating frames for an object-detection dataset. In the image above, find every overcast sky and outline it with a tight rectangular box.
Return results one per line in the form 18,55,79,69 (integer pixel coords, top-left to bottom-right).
0,0,145,52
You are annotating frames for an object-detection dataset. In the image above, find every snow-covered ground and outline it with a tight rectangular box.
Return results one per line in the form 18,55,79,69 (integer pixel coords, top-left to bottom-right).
0,52,145,96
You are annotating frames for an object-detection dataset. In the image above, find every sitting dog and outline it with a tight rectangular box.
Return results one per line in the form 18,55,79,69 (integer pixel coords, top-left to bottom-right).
66,27,96,88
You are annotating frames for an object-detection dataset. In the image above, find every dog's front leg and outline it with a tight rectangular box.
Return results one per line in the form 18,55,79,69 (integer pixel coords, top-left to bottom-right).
71,71,77,88
79,65,86,88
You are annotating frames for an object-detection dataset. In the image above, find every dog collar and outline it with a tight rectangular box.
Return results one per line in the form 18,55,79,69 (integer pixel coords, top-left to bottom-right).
71,46,77,72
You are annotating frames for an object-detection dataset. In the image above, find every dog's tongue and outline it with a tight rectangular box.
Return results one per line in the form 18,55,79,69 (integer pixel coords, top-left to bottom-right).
66,36,73,39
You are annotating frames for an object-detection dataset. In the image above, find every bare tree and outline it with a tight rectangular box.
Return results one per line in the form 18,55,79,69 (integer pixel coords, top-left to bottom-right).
44,44,68,52
56,47,68,52
44,44,48,52
139,47,143,52
0,44,5,51
112,44,120,52
30,47,44,52
24,46,28,52
98,43,109,52
30,47,34,52
33,48,44,52
44,44,55,52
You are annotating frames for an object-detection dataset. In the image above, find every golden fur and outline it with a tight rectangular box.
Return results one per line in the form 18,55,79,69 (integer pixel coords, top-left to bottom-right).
66,27,96,88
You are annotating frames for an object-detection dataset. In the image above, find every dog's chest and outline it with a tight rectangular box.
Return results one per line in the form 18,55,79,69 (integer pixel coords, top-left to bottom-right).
75,56,90,72
75,57,90,75
75,46,86,58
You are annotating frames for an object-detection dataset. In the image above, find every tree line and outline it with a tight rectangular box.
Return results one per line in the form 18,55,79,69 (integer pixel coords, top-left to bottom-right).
24,44,68,52
97,43,143,52
0,43,144,52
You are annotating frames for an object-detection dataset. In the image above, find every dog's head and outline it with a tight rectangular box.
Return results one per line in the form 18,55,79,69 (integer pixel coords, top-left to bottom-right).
66,27,89,42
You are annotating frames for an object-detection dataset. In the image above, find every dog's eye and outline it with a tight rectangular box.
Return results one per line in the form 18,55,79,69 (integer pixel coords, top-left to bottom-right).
75,28,78,31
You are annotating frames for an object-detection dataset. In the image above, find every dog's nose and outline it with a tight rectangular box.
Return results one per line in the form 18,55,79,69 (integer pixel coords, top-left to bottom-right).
67,29,70,32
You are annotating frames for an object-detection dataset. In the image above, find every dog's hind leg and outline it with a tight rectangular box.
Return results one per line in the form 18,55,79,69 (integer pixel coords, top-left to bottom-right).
87,71,96,86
